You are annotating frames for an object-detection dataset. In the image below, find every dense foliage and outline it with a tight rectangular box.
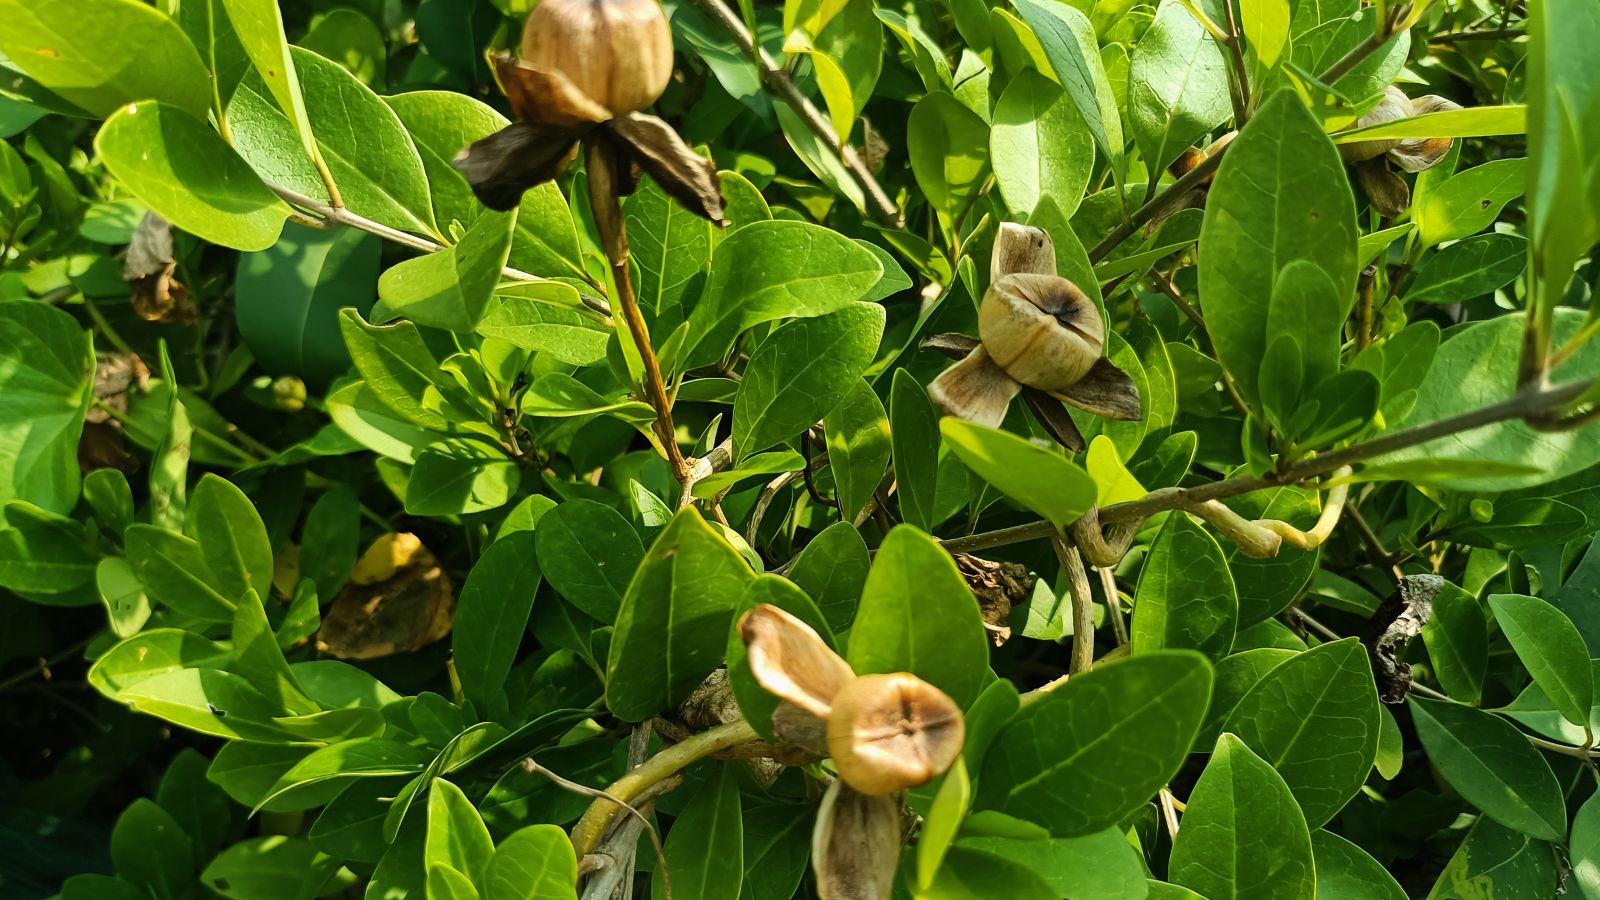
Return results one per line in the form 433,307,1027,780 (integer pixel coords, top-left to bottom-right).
0,0,1595,896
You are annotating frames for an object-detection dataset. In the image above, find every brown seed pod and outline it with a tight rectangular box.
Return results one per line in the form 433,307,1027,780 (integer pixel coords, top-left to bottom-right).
520,0,675,117
811,779,901,900
738,604,854,719
979,273,1106,394
1339,86,1463,171
826,673,965,795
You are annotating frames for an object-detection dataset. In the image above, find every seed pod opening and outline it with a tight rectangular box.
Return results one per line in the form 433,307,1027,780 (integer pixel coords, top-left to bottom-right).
520,0,675,117
979,273,1105,394
826,673,965,795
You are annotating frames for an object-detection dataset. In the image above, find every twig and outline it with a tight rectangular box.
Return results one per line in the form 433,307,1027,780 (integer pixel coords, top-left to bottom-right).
1220,0,1252,125
1429,27,1525,43
1097,565,1130,646
682,0,902,227
267,182,612,319
570,720,759,858
940,377,1599,555
526,757,671,898
1051,538,1097,674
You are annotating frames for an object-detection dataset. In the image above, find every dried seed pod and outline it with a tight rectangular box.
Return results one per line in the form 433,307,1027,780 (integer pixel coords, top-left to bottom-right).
520,0,674,117
738,604,854,718
811,779,902,900
1338,86,1413,163
1168,131,1235,185
1387,94,1463,173
826,673,965,795
980,273,1105,393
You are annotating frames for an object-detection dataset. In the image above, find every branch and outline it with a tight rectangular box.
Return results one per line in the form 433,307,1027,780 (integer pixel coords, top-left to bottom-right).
268,182,613,319
569,720,760,858
941,377,1599,555
1051,538,1096,674
683,0,903,228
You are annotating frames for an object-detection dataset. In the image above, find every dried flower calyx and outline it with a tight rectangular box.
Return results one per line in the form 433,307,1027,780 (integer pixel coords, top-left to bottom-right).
737,604,965,796
926,223,1143,440
453,0,724,222
1339,85,1463,217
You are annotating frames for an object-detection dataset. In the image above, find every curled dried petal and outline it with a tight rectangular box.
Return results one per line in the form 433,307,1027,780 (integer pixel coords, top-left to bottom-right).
811,780,902,900
1356,157,1412,217
927,346,1021,427
990,222,1056,282
738,604,854,719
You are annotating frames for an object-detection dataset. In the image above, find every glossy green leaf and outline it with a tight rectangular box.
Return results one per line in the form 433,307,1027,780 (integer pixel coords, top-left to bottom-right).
485,825,579,900
1408,697,1566,840
1131,513,1237,659
908,91,991,219
338,309,463,431
734,303,884,458
978,652,1213,835
188,474,274,604
1421,582,1488,706
1415,158,1527,247
0,0,211,119
1427,816,1558,899
125,524,236,622
1488,593,1594,729
95,102,289,251
726,574,834,741
991,70,1093,219
378,208,515,332
653,764,742,900
428,779,494,889
890,368,941,533
606,507,755,721
0,303,91,515
1197,90,1357,409
406,439,520,516
201,835,342,900
1168,734,1315,900
117,668,290,742
88,629,230,696
1011,0,1122,163
455,532,542,717
535,499,642,623
787,520,871,631
847,525,990,708
1129,0,1231,173
1312,829,1406,900
941,420,1097,530
111,798,194,897
1221,638,1379,827
823,379,892,522
625,178,712,318
1406,233,1527,306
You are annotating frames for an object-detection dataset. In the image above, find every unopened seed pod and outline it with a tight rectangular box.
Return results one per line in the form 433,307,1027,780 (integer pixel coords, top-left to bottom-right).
521,0,674,116
1338,86,1412,164
979,273,1105,394
826,673,964,795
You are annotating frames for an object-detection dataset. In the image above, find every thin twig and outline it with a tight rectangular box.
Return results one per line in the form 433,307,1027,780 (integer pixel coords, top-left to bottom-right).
268,182,612,319
681,0,902,227
1097,565,1130,646
1051,538,1097,674
526,757,671,897
941,377,1600,554
1220,0,1252,125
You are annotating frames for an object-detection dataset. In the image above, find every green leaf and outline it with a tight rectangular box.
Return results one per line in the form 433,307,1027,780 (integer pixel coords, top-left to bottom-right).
1168,734,1315,900
1223,484,1322,625
201,835,342,900
917,758,971,889
455,532,542,718
218,0,322,167
406,440,520,516
680,220,882,370
1378,310,1600,490
236,222,380,387
1526,0,1600,308
0,0,211,119
908,91,992,219
1259,260,1343,435
0,303,91,515
955,823,1149,899
428,779,494,889
1334,104,1526,142
478,286,611,367
734,303,884,458
485,825,579,900
1427,817,1558,898
1408,697,1566,840
1502,658,1600,745
991,70,1093,219
606,507,755,721
1197,90,1357,409
690,450,806,498
125,524,236,622
0,502,96,595
789,0,884,143
231,587,318,715
847,526,991,708
823,379,892,522
338,309,464,431
1196,648,1297,748
1404,233,1527,305
978,651,1213,835
940,420,1097,530
98,557,151,637
920,845,1057,899
520,374,655,423
1488,593,1594,729
1572,793,1600,900
377,208,516,332
299,8,386,88
1221,638,1379,827
653,764,742,900
625,178,712,318
787,520,870,631
1311,829,1406,900
188,474,274,604
1421,582,1487,706
1131,513,1237,659
1241,0,1291,68
536,499,642,624
95,102,289,251
1415,158,1527,247
1011,0,1123,164
890,368,941,533
111,798,195,897
88,629,230,696
1129,0,1232,173
117,668,291,742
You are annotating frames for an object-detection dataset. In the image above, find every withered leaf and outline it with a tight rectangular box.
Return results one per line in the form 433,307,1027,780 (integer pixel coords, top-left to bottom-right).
1051,357,1144,421
123,212,196,324
316,533,455,660
608,112,727,225
455,121,584,212
493,54,611,127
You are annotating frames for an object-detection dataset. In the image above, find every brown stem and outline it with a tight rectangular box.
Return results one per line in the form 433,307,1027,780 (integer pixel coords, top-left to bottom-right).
683,0,902,227
585,142,689,483
1051,538,1097,674
1356,263,1377,351
1220,0,1252,125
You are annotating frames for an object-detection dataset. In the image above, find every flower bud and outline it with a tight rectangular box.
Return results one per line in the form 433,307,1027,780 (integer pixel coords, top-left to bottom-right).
980,273,1105,394
521,0,675,116
826,673,965,795
811,780,901,900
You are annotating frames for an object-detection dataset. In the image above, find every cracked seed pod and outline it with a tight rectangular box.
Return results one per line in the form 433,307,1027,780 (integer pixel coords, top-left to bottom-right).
1339,86,1463,172
928,224,1142,431
520,0,674,118
812,779,901,900
826,673,965,796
